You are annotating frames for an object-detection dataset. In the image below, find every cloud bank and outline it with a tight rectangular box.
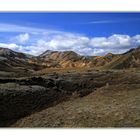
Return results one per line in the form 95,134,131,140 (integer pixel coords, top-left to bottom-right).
0,23,140,56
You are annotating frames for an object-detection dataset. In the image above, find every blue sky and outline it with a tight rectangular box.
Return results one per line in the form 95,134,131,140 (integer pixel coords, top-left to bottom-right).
0,12,140,56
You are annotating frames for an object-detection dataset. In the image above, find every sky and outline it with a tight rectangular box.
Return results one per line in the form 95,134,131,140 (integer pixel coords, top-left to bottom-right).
0,12,140,56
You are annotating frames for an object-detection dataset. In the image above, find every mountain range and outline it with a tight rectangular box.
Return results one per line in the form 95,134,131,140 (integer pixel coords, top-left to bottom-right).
0,46,140,73
0,46,140,127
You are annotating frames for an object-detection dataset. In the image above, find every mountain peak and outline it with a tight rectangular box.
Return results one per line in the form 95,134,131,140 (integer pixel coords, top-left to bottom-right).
63,50,79,55
39,50,79,58
39,50,58,57
0,47,16,56
0,47,33,59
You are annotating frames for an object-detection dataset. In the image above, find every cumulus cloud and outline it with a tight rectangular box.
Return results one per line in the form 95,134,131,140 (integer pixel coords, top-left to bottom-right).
0,43,20,50
14,33,30,44
1,32,140,56
34,34,90,55
1,22,139,56
31,34,140,56
132,35,140,44
90,34,131,48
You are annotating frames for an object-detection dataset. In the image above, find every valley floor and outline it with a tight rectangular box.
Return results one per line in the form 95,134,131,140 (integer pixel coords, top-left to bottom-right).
0,68,140,127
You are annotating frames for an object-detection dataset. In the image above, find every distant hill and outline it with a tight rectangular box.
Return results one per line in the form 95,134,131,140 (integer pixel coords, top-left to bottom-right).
0,46,140,73
0,47,41,72
39,50,117,68
104,46,140,69
39,50,90,68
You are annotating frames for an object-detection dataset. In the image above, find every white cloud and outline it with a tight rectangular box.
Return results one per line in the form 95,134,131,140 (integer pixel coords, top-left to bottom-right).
0,43,20,50
1,26,140,56
15,33,30,44
90,34,131,48
133,35,140,44
85,20,115,24
0,23,70,35
83,18,140,24
33,34,140,56
35,34,90,55
0,23,44,33
89,34,138,55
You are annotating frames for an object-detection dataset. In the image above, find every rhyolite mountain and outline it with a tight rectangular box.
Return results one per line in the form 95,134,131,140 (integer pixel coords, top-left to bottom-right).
0,46,140,72
39,50,118,68
37,46,140,69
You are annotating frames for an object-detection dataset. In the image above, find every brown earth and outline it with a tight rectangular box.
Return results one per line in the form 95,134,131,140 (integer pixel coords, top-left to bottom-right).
12,83,140,127
0,46,140,127
0,69,139,127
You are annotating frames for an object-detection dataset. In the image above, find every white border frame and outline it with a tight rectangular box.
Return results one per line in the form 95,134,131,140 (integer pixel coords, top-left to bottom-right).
0,0,140,11
0,0,140,140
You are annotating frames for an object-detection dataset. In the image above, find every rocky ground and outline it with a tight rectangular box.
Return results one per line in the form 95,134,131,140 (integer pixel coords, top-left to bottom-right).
12,84,140,127
0,68,140,127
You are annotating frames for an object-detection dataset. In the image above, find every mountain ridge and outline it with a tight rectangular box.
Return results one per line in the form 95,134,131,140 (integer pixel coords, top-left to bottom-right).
0,46,140,74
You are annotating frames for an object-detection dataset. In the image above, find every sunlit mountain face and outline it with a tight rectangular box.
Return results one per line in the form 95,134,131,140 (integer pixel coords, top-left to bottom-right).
0,12,140,56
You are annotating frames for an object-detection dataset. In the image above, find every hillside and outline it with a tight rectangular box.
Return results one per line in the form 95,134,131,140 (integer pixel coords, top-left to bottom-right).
12,83,140,127
104,46,140,69
0,46,140,75
7,70,140,127
39,50,118,68
0,46,140,127
0,47,43,76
